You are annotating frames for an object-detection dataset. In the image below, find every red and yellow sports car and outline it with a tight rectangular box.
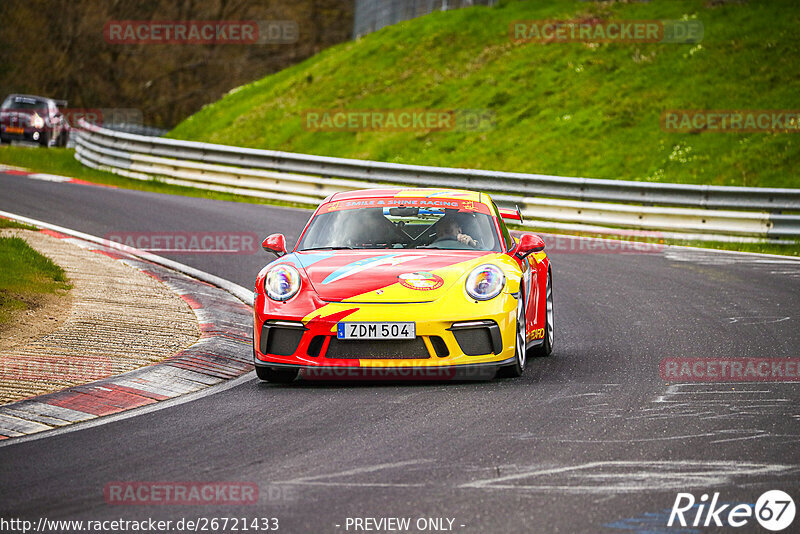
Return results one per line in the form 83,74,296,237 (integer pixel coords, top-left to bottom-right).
253,188,553,382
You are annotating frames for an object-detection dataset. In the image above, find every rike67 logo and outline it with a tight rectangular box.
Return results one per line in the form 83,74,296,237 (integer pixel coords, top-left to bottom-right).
668,490,795,531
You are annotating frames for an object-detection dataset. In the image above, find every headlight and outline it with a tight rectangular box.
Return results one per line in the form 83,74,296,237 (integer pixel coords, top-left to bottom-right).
465,264,505,301
264,265,301,301
32,114,45,129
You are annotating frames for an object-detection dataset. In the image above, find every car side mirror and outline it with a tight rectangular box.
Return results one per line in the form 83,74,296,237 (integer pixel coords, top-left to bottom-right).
262,233,287,257
514,233,545,259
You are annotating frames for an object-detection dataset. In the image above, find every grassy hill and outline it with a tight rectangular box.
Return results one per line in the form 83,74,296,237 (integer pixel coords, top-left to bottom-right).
168,0,800,189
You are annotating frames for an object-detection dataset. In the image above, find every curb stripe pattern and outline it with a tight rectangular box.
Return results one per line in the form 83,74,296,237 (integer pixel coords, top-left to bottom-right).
0,227,253,439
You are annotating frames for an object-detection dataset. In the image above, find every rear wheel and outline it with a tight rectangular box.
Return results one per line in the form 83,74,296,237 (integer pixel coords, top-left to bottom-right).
496,285,527,378
530,270,553,357
255,365,299,383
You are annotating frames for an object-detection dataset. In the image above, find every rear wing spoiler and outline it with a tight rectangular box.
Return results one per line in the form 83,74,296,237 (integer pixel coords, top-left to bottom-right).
499,205,524,224
53,99,68,108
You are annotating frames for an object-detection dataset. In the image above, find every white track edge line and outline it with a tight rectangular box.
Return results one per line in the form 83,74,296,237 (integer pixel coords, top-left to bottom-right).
526,231,800,262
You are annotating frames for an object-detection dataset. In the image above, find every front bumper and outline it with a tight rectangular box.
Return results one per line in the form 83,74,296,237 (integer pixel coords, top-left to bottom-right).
0,125,45,143
253,292,518,371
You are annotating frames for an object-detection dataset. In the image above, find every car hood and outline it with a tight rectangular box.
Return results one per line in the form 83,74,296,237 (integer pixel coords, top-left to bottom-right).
284,250,492,303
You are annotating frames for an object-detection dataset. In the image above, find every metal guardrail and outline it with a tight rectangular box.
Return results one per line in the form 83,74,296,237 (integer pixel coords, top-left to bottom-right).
353,0,499,39
103,123,168,137
74,120,800,242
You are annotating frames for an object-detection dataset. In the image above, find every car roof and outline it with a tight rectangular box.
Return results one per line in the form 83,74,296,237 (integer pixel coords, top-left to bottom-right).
5,94,51,103
330,188,486,204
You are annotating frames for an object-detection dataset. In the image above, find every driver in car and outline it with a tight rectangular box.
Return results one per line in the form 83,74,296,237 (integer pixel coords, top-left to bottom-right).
434,214,478,247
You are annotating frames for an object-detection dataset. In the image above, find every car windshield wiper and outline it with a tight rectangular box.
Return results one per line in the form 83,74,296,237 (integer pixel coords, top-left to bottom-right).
299,246,355,251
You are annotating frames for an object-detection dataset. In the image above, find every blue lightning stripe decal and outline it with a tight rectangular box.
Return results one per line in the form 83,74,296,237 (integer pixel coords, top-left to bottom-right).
275,252,334,269
322,254,423,285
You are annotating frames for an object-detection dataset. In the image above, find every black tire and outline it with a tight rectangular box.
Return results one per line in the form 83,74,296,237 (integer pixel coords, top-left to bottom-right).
255,365,299,383
38,131,50,148
496,283,527,378
0,136,8,145
57,130,68,147
530,270,554,357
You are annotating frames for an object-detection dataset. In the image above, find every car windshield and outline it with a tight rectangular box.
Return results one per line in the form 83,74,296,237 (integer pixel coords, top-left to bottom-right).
2,97,47,111
298,205,501,252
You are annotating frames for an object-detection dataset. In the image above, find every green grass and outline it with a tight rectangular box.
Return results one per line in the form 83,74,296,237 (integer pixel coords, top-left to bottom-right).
0,145,129,185
169,0,800,189
0,218,36,230
0,236,72,326
6,0,800,264
0,146,315,209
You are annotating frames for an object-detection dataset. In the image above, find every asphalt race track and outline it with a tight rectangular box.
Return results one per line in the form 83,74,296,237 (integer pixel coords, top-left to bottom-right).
1,171,799,533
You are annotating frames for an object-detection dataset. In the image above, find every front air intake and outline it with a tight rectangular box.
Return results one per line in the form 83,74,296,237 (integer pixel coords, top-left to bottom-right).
324,338,430,359
449,321,502,356
260,321,305,356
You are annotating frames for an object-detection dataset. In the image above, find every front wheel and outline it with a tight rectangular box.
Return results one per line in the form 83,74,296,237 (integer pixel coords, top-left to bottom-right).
496,285,527,378
530,270,553,357
255,365,299,383
38,131,50,148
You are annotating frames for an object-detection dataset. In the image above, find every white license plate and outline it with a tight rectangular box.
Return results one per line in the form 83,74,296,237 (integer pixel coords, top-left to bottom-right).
337,322,415,340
